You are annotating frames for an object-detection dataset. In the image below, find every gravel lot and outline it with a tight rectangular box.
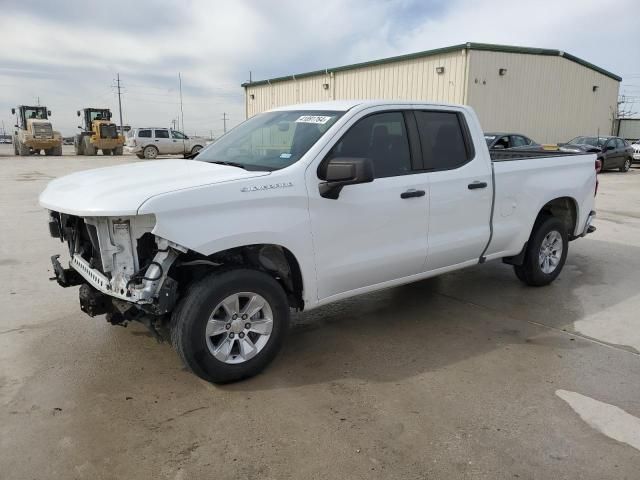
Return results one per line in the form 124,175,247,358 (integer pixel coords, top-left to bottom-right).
1,145,639,479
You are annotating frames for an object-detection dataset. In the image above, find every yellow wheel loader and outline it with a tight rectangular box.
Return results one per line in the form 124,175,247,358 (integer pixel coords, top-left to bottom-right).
74,108,124,156
12,105,63,156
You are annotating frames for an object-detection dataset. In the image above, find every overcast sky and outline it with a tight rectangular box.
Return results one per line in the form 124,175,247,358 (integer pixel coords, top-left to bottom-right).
1,0,638,137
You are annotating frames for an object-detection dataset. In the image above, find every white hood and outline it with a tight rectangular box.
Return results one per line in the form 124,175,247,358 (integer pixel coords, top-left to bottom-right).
39,159,270,216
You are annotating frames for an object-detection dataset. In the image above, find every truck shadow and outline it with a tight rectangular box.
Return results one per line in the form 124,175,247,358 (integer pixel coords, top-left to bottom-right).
224,235,640,391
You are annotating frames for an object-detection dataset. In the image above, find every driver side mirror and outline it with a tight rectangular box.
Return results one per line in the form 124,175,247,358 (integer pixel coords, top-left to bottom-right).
77,111,81,117
47,110,52,116
318,157,374,199
606,144,615,151
11,108,15,115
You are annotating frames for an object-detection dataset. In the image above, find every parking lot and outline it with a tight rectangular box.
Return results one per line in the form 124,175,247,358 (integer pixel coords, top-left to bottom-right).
1,145,639,479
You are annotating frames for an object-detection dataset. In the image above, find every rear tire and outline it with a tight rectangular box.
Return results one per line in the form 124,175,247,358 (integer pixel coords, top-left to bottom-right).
113,146,123,155
74,138,84,155
83,136,96,156
620,157,631,172
171,269,290,383
18,141,30,156
514,216,568,286
143,145,158,159
102,149,112,156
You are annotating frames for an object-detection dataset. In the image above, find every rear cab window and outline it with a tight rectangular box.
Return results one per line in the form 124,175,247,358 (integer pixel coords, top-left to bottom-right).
414,111,474,170
138,129,151,138
155,130,169,139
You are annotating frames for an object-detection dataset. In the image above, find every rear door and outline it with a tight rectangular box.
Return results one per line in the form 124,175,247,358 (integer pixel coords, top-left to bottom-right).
413,109,493,270
170,130,189,154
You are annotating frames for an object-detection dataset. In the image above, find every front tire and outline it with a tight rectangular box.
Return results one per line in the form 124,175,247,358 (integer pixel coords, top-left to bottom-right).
171,269,290,383
514,216,568,286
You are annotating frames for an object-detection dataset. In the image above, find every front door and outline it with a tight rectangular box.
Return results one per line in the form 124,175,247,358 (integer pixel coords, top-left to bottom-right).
153,129,173,154
307,110,430,301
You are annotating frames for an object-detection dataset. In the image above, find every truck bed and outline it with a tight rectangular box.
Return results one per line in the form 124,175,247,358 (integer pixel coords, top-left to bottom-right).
490,149,588,162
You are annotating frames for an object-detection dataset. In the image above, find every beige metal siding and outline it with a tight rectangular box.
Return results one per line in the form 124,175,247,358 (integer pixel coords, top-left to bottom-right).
466,50,619,144
245,50,468,118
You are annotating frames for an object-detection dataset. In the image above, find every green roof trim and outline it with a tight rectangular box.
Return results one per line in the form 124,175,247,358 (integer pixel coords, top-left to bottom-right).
242,42,622,87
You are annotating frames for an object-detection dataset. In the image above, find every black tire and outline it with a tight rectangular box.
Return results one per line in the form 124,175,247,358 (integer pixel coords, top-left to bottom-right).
143,145,158,159
102,149,112,156
171,268,290,383
83,136,96,156
13,140,19,155
620,157,631,172
52,144,62,156
191,145,203,155
113,146,123,155
513,216,568,286
74,138,84,155
18,141,30,156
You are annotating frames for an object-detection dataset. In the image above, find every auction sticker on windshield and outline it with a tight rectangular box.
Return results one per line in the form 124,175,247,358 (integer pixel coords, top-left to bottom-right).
295,115,334,124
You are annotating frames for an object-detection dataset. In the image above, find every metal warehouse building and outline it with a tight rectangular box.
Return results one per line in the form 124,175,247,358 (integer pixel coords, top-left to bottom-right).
242,43,621,144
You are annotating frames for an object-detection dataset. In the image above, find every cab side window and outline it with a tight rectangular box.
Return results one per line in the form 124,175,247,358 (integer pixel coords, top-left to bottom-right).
415,111,472,170
171,131,186,140
138,129,151,138
326,112,412,178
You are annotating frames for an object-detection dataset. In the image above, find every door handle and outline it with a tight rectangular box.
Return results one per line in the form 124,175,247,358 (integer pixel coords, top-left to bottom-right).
400,189,425,199
468,181,488,190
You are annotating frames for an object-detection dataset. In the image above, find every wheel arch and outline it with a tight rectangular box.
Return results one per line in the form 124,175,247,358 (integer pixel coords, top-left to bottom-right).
172,243,306,310
535,196,579,238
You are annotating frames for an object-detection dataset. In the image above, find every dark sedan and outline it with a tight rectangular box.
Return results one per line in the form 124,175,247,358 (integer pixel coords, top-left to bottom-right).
560,136,634,172
485,132,537,149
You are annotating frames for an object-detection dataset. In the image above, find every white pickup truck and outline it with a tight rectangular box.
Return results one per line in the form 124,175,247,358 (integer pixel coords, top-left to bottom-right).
40,100,597,383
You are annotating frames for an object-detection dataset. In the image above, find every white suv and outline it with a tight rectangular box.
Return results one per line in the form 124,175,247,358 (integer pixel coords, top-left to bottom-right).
125,128,205,159
632,141,640,164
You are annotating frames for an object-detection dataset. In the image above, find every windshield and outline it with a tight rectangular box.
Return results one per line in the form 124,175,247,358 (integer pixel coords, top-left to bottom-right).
196,110,344,170
24,107,47,120
89,110,110,122
568,136,606,147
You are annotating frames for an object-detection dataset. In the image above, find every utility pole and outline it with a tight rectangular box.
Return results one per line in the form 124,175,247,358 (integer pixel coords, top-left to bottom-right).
116,73,124,135
37,96,40,106
178,73,185,132
222,113,228,134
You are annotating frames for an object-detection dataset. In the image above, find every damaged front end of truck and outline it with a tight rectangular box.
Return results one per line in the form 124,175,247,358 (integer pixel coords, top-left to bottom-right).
48,211,184,339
